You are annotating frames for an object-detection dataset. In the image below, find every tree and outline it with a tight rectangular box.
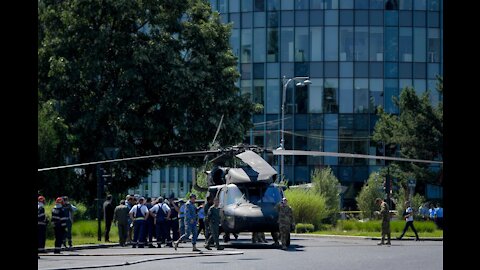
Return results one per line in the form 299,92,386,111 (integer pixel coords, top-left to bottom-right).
311,168,341,224
356,172,385,219
38,0,255,202
372,80,443,197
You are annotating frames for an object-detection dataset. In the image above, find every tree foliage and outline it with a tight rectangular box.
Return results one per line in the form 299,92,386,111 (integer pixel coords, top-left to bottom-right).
311,168,340,223
356,172,385,219
38,0,255,202
372,80,443,194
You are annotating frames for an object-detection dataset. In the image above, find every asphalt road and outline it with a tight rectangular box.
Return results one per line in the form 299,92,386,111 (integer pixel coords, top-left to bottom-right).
38,234,443,270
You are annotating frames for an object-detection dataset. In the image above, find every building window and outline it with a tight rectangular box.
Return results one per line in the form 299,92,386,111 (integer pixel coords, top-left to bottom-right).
323,79,338,113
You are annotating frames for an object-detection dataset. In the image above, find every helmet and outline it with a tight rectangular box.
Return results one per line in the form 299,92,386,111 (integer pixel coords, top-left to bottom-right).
38,196,45,203
55,197,64,204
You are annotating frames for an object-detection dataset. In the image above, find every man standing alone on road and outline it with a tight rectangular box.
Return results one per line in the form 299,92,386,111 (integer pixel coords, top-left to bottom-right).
375,198,391,245
275,197,294,250
103,195,114,242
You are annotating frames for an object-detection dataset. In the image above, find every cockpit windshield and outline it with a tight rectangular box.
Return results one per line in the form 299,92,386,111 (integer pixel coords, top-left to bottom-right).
226,184,248,205
237,184,283,205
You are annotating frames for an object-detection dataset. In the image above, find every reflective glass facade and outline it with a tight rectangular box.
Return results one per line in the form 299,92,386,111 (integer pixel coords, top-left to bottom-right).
210,0,443,188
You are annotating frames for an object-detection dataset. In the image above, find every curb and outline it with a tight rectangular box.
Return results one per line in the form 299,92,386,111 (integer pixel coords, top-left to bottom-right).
291,233,443,241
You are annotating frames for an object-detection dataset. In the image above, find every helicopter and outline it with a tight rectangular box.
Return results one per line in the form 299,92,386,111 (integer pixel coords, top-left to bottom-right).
193,144,285,235
38,142,442,241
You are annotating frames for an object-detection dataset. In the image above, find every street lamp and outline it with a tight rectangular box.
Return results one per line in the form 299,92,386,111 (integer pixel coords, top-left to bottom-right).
278,76,311,181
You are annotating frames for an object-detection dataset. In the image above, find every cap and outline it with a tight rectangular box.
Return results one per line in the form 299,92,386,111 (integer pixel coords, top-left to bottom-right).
55,197,64,204
282,197,288,202
139,197,145,201
38,196,45,203
189,193,197,198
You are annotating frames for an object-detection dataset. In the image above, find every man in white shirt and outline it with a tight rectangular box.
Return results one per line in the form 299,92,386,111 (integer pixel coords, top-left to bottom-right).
397,201,420,241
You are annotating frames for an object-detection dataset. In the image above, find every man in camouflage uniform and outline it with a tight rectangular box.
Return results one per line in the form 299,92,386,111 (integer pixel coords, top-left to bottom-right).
274,197,294,250
375,198,391,245
204,198,224,250
204,196,214,246
174,194,201,251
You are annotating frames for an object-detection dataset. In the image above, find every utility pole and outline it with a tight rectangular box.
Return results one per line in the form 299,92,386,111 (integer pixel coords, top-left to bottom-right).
96,164,104,241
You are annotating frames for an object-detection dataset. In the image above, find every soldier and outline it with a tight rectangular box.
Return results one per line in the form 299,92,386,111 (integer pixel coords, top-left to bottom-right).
52,197,68,254
204,196,214,246
274,197,294,250
62,196,77,249
113,200,130,246
129,197,149,248
38,196,48,254
174,194,201,251
204,198,224,250
375,198,391,245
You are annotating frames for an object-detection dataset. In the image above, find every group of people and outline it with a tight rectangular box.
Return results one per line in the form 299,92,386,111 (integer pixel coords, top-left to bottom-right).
38,192,296,254
38,195,77,254
418,202,444,229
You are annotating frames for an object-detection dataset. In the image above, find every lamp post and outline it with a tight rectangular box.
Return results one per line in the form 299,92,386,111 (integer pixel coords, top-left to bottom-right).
278,76,311,181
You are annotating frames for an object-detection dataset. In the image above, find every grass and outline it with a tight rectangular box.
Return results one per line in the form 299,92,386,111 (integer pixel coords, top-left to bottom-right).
45,220,121,247
310,220,443,238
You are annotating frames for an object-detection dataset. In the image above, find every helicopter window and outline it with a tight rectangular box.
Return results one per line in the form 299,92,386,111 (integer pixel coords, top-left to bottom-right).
226,184,247,205
263,186,282,204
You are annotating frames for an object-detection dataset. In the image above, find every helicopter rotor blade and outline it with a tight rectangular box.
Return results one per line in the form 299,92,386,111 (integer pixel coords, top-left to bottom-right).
38,150,222,172
272,150,443,164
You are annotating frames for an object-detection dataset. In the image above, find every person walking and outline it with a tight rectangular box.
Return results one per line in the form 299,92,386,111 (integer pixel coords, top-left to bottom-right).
52,197,68,254
103,195,115,242
126,195,134,243
204,198,224,250
38,196,48,254
174,194,201,251
274,197,294,250
375,198,391,245
129,197,149,248
397,201,420,241
62,196,77,249
113,200,130,246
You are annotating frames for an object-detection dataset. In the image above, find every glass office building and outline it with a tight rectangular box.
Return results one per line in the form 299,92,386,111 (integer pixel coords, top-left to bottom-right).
209,0,443,198
133,0,443,204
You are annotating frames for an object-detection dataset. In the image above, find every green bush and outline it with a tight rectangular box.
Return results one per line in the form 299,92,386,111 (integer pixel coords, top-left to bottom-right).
295,223,315,233
356,172,385,219
311,168,341,224
285,188,328,230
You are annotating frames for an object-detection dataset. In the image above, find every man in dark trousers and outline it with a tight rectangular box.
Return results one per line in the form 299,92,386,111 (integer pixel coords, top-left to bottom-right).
204,198,224,250
52,197,68,254
38,196,48,254
375,198,391,245
113,200,130,246
397,201,420,241
103,195,115,242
